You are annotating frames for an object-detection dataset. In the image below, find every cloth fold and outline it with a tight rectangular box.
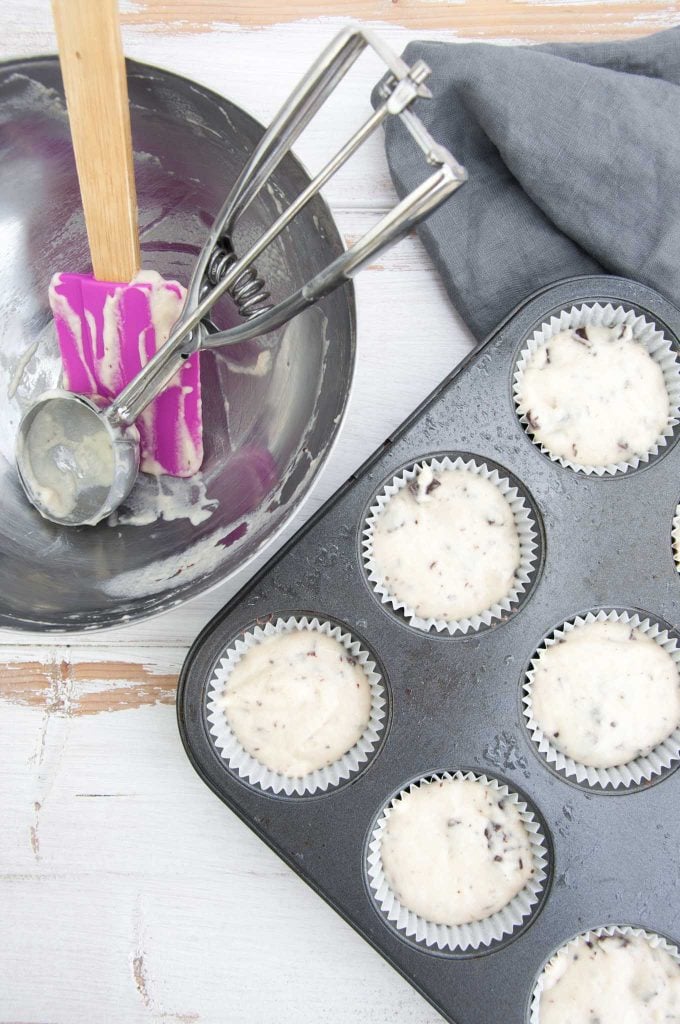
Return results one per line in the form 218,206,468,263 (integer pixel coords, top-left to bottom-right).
378,28,680,339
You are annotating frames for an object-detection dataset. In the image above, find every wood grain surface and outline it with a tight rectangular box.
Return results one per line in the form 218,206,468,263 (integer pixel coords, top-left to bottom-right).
2,2,679,1022
120,0,678,40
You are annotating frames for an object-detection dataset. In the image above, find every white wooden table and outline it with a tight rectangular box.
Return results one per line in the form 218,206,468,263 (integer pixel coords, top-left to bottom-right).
1,3,677,1021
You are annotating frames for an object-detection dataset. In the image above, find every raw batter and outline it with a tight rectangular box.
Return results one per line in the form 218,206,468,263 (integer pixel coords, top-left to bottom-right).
536,932,680,1024
379,778,534,926
369,465,520,621
530,621,680,768
20,399,115,521
516,322,670,466
220,629,372,777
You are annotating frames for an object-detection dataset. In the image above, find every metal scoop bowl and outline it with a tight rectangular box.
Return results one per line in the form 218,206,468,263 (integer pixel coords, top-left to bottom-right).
15,27,467,528
16,391,140,527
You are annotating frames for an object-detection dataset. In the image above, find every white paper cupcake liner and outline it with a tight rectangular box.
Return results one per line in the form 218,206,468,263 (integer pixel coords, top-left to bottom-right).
672,503,680,571
206,615,387,797
523,609,680,790
529,924,680,1024
362,456,539,636
366,770,549,953
513,303,680,476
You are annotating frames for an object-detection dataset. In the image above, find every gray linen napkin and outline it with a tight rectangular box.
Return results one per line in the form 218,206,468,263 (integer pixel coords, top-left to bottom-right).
378,28,680,339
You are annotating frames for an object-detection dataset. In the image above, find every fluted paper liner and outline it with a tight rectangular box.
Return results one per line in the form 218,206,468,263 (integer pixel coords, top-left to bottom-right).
362,456,539,635
513,303,680,475
206,616,386,796
366,770,549,953
523,609,680,790
530,924,680,1024
672,503,680,571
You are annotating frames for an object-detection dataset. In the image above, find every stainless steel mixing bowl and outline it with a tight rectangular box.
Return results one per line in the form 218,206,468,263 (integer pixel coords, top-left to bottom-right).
0,56,355,631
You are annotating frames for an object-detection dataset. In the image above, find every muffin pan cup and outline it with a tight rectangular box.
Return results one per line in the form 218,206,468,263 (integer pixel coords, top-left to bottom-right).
513,302,680,475
522,608,680,791
206,615,387,796
178,276,680,1024
362,455,539,635
366,770,550,953
529,924,680,1023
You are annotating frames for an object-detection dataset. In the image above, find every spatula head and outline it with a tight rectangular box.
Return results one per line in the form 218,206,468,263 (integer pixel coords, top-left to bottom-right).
49,269,202,477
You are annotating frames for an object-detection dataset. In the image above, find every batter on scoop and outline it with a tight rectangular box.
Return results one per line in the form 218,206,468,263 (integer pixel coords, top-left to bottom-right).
369,464,521,622
219,629,372,777
379,778,534,926
530,620,680,769
516,322,670,466
536,932,680,1024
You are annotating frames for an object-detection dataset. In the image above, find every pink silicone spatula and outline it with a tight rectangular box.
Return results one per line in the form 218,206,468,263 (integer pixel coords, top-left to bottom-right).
49,0,202,477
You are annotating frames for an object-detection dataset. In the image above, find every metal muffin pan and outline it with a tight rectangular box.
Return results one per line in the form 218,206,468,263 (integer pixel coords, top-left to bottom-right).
177,275,680,1024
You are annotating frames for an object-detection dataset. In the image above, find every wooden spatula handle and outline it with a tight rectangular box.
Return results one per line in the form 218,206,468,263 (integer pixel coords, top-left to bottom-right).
52,0,140,282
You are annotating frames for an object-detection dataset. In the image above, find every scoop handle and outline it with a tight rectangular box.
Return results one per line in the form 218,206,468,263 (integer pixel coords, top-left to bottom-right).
106,163,461,428
52,0,140,282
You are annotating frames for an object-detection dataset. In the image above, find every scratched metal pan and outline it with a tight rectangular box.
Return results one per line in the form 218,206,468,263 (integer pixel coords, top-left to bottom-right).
0,56,354,631
177,276,680,1024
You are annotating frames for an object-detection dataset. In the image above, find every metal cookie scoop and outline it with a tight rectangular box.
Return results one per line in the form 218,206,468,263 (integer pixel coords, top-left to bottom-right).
16,27,467,527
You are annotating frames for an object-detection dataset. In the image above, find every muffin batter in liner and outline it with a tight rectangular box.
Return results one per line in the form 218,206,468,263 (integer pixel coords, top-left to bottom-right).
513,303,680,475
206,616,386,796
523,609,680,790
366,770,549,953
529,925,680,1024
362,456,539,635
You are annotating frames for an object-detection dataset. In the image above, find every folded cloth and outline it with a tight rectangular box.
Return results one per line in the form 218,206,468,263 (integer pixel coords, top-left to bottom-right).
377,28,680,339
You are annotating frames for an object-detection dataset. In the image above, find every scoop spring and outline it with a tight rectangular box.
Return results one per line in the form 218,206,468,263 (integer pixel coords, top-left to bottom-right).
206,239,273,320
